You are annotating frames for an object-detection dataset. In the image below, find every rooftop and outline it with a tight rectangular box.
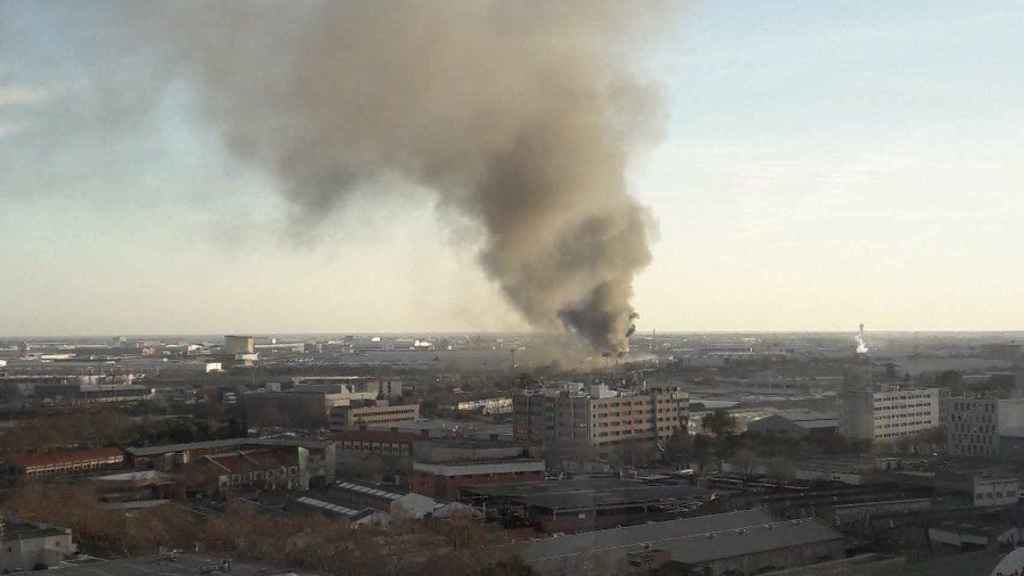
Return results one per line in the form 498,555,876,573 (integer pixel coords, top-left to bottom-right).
513,509,843,568
125,437,333,457
0,520,70,542
202,449,298,474
8,447,124,468
462,477,707,511
333,480,407,501
51,554,317,576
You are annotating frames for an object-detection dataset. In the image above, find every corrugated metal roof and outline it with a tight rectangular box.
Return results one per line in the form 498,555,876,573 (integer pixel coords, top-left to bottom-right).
516,510,843,567
335,481,403,501
295,496,360,518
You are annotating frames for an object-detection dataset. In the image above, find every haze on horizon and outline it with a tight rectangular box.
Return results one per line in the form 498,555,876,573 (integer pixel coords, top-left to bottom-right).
2,1,1023,338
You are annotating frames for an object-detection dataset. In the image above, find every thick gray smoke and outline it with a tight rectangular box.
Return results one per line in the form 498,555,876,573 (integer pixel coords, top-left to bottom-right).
139,1,670,353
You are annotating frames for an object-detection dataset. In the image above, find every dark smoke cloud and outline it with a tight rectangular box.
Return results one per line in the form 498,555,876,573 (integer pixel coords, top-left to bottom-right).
41,1,676,354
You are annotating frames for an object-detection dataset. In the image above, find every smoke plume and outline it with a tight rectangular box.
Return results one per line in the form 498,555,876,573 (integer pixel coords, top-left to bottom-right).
132,1,670,353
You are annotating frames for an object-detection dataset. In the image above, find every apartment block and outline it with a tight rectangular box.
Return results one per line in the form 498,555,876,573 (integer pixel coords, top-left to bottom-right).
839,367,940,443
329,400,420,430
944,397,1024,458
513,384,689,463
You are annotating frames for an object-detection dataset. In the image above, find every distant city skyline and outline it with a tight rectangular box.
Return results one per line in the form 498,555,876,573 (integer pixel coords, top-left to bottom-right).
3,2,1023,336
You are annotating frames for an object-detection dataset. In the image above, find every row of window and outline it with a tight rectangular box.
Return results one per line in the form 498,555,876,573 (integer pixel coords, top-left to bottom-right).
875,411,934,420
223,466,299,486
876,420,933,429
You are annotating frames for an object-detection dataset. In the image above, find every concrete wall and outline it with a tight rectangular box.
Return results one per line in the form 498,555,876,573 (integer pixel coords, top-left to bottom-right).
0,530,75,572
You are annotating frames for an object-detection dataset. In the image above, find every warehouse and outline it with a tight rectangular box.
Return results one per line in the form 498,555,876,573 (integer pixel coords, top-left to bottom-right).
461,477,710,533
509,509,845,576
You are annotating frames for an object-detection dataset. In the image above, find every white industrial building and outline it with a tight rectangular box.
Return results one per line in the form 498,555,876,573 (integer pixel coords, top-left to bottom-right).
839,367,940,443
0,519,76,572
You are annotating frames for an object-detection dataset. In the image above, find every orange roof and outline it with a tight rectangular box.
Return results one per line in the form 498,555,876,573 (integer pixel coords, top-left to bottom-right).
10,447,124,468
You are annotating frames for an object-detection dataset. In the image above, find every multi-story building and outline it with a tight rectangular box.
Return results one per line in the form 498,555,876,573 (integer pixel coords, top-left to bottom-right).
7,447,125,479
244,390,334,428
456,396,513,415
839,367,940,443
513,384,689,464
329,400,420,430
944,397,1024,458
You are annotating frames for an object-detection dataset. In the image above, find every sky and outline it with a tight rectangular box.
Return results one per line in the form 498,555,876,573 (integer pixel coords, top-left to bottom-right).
1,1,1023,337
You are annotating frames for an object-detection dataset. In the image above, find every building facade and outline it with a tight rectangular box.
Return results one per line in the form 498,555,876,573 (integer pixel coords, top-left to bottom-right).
333,429,420,457
513,385,689,464
125,438,336,491
839,367,940,443
329,400,420,430
409,439,544,500
8,448,125,479
0,520,76,572
411,460,546,500
944,397,1024,458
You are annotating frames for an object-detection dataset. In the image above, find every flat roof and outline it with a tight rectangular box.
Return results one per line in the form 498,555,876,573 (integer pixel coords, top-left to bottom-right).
50,554,316,576
462,478,707,511
333,480,407,501
125,438,333,457
1,521,69,541
514,510,843,568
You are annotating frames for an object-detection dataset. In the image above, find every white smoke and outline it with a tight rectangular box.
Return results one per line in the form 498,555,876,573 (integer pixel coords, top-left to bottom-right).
855,324,869,355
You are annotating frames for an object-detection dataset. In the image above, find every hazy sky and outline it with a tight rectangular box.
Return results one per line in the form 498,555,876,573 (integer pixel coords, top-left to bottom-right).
2,1,1023,336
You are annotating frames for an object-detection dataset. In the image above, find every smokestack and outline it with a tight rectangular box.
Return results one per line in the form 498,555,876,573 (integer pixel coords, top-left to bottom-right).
68,1,674,356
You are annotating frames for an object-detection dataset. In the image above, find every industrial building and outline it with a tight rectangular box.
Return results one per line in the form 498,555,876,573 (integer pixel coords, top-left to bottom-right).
455,396,513,415
46,554,318,576
333,428,422,457
244,390,335,428
513,383,688,466
461,477,710,533
943,397,1024,458
329,399,420,430
223,335,255,355
839,367,940,443
746,410,838,437
289,376,404,399
124,438,336,493
0,519,76,572
506,508,845,576
222,335,258,367
5,447,125,479
244,379,418,430
410,439,544,500
0,374,153,410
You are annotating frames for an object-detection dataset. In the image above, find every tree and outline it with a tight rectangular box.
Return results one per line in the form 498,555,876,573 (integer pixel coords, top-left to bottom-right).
663,428,691,466
692,434,714,473
481,556,535,576
701,409,736,438
766,457,796,480
732,448,757,477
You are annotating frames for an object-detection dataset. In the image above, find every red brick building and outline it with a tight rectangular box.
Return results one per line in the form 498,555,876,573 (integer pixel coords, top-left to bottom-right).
410,459,545,500
409,439,544,500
